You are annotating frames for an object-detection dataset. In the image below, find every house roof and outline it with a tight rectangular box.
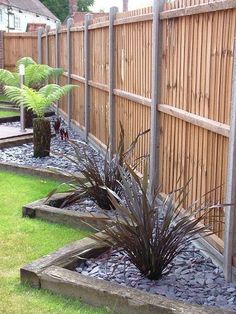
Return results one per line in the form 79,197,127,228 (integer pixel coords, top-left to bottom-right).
0,0,58,21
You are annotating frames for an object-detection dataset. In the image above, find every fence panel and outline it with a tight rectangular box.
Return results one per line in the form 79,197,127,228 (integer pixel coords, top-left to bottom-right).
4,32,37,70
160,5,236,242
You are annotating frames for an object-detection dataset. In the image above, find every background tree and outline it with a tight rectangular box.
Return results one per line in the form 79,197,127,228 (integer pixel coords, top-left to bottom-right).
40,0,94,22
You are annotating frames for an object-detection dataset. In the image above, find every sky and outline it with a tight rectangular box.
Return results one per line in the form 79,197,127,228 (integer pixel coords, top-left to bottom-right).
91,0,153,12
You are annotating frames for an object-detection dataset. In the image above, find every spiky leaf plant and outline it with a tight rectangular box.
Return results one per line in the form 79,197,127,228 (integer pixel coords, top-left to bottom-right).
88,165,222,280
49,126,149,210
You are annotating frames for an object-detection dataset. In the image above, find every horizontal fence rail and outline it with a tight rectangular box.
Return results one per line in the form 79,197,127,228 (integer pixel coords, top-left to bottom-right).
1,0,236,281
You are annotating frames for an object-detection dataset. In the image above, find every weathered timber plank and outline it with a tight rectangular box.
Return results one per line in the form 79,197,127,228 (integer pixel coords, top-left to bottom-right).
40,266,228,314
20,235,108,288
160,0,236,20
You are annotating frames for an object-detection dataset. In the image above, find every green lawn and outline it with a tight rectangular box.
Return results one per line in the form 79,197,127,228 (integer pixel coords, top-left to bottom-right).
0,94,9,102
0,171,107,314
0,110,19,118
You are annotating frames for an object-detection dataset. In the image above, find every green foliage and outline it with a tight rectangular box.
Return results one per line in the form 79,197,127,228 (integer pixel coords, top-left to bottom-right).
24,64,63,89
0,69,19,86
16,56,36,69
4,84,75,118
0,170,106,314
50,126,149,210
90,165,221,280
77,0,94,12
0,57,63,91
40,0,94,22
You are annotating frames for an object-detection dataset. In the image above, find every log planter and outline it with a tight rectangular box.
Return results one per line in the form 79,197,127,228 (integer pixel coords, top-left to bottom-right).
20,235,227,314
33,118,51,158
25,109,55,128
22,192,109,231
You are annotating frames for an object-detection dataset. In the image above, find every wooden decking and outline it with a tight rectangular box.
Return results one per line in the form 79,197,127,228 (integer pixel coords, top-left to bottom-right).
0,126,33,140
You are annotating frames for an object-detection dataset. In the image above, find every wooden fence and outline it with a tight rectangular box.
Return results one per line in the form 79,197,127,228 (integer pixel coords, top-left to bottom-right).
3,32,38,71
2,0,236,281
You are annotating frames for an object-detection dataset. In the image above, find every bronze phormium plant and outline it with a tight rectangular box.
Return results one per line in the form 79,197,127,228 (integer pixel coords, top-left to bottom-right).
89,165,222,280
50,126,149,210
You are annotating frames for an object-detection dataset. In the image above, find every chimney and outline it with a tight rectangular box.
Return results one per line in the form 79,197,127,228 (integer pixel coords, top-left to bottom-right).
123,0,128,12
69,0,78,16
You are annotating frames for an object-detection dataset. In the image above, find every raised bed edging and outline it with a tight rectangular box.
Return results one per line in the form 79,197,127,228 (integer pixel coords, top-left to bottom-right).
0,162,72,182
0,115,20,123
20,236,231,314
22,193,108,231
0,134,33,148
0,109,55,124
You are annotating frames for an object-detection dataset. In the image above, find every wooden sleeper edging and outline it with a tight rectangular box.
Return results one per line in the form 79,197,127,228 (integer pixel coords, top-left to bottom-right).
23,193,109,230
20,236,231,314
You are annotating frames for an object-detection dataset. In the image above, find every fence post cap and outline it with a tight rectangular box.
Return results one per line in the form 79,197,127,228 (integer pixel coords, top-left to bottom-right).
45,25,51,33
56,21,61,31
37,27,44,36
109,6,119,14
84,13,93,22
67,17,74,28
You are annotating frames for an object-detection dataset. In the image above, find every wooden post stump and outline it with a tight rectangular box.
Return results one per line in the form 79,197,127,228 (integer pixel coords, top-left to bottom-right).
33,118,51,158
25,109,34,128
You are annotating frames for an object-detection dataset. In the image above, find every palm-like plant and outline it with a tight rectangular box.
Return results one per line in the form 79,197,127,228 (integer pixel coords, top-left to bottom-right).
89,165,222,280
5,84,75,157
0,57,63,127
49,126,149,210
0,57,63,90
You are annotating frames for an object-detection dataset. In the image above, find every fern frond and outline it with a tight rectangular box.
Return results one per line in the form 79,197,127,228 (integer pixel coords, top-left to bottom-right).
5,84,76,118
4,86,24,106
24,64,52,87
48,68,63,78
5,85,47,118
39,84,77,104
22,86,48,118
16,57,36,70
0,70,19,86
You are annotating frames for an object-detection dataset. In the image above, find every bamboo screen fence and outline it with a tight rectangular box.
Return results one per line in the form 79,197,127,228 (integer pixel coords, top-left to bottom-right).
2,0,236,280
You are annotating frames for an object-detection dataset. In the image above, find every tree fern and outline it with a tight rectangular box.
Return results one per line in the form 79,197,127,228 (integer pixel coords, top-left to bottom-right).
0,57,63,90
0,69,19,86
39,84,75,104
16,57,36,70
5,84,77,118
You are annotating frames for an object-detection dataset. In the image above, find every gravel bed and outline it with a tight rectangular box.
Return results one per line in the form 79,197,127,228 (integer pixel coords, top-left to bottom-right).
62,200,103,215
2,118,236,311
75,248,236,311
0,117,103,174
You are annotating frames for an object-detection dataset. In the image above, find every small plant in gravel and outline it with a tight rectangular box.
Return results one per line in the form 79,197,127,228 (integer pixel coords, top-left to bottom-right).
88,165,222,280
4,84,75,158
50,126,149,210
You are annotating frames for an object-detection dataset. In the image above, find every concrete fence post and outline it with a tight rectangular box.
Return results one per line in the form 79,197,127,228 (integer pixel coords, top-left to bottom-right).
67,18,74,128
84,14,92,141
55,21,61,116
45,25,50,66
224,38,236,282
108,6,119,160
37,27,44,64
0,31,5,69
149,0,165,196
